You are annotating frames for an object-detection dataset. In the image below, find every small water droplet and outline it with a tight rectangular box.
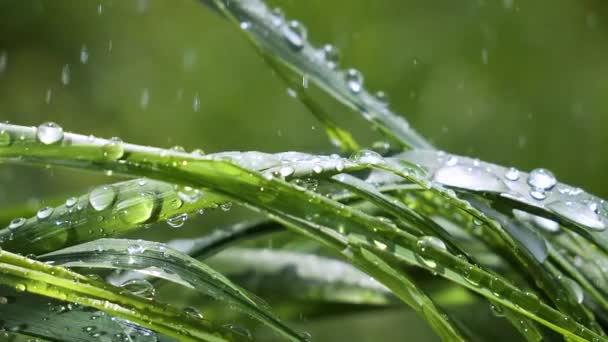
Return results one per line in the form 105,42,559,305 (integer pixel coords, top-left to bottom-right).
220,202,233,211
127,244,145,254
166,213,188,228
504,167,520,181
8,218,26,230
65,197,78,208
270,7,284,27
37,122,64,145
374,91,389,105
527,168,557,191
14,284,26,292
89,185,117,211
345,68,363,93
279,166,295,177
320,44,340,69
36,206,54,220
282,21,306,50
240,21,251,30
184,306,204,320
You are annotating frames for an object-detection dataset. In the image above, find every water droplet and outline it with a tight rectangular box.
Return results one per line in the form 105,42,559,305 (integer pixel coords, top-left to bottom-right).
270,7,284,27
563,277,584,304
166,213,188,228
127,244,145,255
89,185,117,211
312,164,323,174
374,91,389,105
0,51,7,74
320,44,339,69
140,88,150,110
279,166,295,177
416,236,447,269
530,189,547,201
282,21,306,50
36,122,64,145
0,130,11,146
61,64,71,85
445,155,458,166
14,284,26,292
504,167,520,181
65,197,78,208
116,192,156,225
345,68,363,93
102,137,124,160
240,21,251,30
463,265,483,286
192,93,201,112
349,150,383,164
434,165,508,193
120,279,155,299
80,45,89,64
177,186,202,203
223,324,252,340
547,200,605,231
527,168,557,191
184,307,204,320
8,218,26,230
220,202,233,211
36,206,54,220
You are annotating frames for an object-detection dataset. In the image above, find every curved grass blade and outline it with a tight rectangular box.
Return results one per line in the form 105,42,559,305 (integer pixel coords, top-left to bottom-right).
0,178,227,255
200,0,432,150
0,249,228,342
0,286,176,342
40,239,307,342
0,123,604,341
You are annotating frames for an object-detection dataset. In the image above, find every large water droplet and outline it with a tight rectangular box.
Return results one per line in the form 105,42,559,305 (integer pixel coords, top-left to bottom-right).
37,122,64,145
433,165,508,193
89,185,117,211
282,21,306,50
527,168,557,191
116,191,156,225
102,137,124,160
345,68,363,93
563,277,584,304
547,200,605,231
349,149,383,164
0,130,11,147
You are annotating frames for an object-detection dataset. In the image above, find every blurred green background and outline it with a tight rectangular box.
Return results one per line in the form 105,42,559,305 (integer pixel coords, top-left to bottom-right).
0,0,607,341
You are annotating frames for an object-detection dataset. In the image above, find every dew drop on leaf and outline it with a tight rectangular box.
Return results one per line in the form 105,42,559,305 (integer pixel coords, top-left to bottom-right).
0,130,11,146
527,168,557,191
116,191,156,225
166,213,188,228
102,137,124,160
8,217,26,230
345,68,363,93
282,20,306,50
36,206,54,220
89,185,117,211
36,122,64,145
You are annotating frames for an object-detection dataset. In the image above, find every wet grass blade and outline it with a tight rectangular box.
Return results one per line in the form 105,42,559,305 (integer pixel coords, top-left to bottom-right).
40,238,307,342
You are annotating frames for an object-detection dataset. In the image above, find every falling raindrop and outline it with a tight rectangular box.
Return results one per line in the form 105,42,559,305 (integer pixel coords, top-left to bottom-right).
282,21,306,50
45,88,53,104
80,45,89,64
36,122,64,145
345,68,363,93
192,93,201,112
89,185,117,211
140,88,150,110
0,51,7,74
61,64,71,85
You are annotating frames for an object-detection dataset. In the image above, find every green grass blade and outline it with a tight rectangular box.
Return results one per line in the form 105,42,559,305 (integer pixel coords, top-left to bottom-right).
40,238,306,342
